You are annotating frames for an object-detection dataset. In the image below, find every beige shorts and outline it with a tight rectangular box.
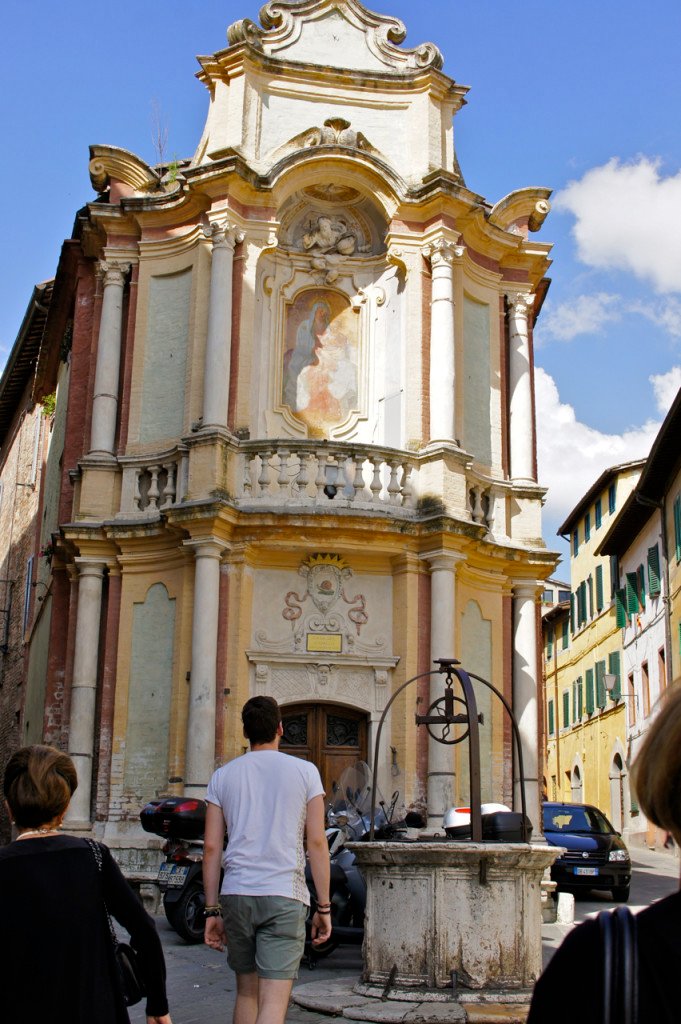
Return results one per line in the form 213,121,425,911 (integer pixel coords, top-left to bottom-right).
220,894,307,980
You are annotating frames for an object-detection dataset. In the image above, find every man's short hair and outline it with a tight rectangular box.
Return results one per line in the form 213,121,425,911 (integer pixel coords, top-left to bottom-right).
242,696,281,745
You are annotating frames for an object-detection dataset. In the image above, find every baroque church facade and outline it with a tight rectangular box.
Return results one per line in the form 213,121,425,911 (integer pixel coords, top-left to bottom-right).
24,1,556,867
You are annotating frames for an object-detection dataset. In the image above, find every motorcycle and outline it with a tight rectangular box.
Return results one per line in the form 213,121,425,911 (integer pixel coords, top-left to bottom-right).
140,763,424,951
305,762,425,961
140,797,210,943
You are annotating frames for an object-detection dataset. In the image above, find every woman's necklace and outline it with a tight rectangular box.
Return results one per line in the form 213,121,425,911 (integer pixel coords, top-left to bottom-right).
16,826,61,840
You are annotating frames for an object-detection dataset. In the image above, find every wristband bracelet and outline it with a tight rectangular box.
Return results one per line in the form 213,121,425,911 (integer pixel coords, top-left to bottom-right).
315,909,331,915
203,907,222,919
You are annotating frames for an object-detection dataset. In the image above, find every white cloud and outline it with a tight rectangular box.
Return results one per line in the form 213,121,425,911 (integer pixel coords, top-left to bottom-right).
538,292,620,342
555,157,681,293
649,365,681,413
535,367,660,540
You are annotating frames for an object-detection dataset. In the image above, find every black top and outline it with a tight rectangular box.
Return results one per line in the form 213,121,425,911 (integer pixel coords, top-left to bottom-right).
0,834,169,1023
528,890,681,1023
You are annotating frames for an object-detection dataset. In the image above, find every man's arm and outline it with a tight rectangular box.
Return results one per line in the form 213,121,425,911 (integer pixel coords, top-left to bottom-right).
305,793,332,945
203,801,227,951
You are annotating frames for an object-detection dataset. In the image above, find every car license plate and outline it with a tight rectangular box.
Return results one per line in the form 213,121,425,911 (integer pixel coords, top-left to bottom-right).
158,863,190,888
574,866,598,877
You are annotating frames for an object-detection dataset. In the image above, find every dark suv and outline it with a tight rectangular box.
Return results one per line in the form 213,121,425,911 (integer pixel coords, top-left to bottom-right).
543,801,632,902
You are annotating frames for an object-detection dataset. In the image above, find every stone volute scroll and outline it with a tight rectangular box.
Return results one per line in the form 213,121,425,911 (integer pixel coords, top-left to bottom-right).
228,0,444,73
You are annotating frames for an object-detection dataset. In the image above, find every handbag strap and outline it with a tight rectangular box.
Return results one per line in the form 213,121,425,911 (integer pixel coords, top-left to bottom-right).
598,907,638,1024
85,838,119,948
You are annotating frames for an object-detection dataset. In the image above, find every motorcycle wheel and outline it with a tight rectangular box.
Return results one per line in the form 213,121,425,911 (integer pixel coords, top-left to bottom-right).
304,895,341,959
164,883,206,944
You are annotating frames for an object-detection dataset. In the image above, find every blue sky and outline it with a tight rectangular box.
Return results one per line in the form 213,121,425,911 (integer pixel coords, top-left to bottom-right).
3,0,681,563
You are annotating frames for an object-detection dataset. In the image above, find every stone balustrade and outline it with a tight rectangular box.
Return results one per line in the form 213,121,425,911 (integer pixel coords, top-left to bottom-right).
117,446,188,518
238,441,420,512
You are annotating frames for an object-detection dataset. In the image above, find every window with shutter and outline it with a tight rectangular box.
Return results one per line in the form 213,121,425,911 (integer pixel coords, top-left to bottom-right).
608,651,621,700
562,691,570,729
562,619,569,650
547,627,553,659
548,699,554,736
595,564,604,611
625,572,639,616
616,588,627,628
648,544,661,597
573,529,579,556
637,564,646,609
609,555,618,598
572,681,577,723
585,513,591,542
588,576,594,619
595,499,602,529
609,483,616,514
570,594,575,633
674,496,681,563
596,660,607,708
586,668,595,714
577,677,583,718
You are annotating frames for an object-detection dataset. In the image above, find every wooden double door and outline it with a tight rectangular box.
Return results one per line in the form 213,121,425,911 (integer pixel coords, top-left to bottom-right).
280,702,368,800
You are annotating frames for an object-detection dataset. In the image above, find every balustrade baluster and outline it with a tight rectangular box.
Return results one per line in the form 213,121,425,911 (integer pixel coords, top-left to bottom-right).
351,454,365,501
387,459,401,504
315,453,328,501
257,450,272,495
276,449,290,494
243,454,253,498
296,451,310,496
162,462,177,508
402,463,415,507
134,469,142,512
370,457,383,503
147,465,161,510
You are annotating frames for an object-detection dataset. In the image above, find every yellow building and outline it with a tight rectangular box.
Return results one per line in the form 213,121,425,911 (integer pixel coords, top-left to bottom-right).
545,461,644,829
27,1,557,868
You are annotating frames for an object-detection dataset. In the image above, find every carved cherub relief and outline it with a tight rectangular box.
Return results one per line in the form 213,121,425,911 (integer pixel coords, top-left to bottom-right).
301,215,357,256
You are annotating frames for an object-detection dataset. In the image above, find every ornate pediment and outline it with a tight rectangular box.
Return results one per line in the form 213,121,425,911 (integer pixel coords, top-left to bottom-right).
227,0,443,74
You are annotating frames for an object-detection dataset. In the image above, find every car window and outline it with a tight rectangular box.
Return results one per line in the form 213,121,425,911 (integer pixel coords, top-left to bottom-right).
542,804,613,834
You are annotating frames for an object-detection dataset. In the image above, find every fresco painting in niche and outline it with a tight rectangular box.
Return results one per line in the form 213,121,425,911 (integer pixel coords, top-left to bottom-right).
282,289,358,437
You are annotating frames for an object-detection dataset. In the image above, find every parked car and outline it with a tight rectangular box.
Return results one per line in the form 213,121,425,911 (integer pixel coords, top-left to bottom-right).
542,801,632,902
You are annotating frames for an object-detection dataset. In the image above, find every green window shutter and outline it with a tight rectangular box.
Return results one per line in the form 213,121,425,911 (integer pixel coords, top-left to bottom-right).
587,576,594,618
562,620,569,650
608,651,621,700
595,565,604,611
648,544,661,597
625,572,639,616
674,497,681,562
547,627,553,659
637,564,646,609
616,588,627,628
610,555,618,598
678,622,681,662
562,691,570,729
595,499,602,529
596,660,607,709
570,594,575,633
573,530,579,556
548,699,554,736
572,681,577,723
577,677,583,719
586,669,595,714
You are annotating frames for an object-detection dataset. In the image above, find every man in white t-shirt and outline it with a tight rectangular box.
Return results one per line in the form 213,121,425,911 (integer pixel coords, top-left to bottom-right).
203,696,331,1024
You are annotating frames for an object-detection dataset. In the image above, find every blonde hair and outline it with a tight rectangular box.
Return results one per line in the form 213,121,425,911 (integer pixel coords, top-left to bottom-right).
630,683,681,843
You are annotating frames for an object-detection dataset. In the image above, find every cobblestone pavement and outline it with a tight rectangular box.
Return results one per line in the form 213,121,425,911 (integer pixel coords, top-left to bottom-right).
129,845,679,1024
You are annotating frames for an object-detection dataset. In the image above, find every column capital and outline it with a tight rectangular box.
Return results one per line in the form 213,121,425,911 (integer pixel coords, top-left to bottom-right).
183,537,228,560
73,557,108,579
421,238,464,267
421,549,466,573
203,220,245,253
506,292,535,318
97,260,131,288
511,578,543,600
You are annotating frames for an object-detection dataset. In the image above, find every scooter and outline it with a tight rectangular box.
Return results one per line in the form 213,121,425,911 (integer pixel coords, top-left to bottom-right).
140,797,210,943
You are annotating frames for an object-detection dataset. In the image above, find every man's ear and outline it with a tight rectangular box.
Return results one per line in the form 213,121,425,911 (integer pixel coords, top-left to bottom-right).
277,721,284,737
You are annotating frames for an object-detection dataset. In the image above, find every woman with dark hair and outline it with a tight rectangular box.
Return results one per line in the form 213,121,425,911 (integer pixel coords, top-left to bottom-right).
528,684,681,1023
0,744,172,1024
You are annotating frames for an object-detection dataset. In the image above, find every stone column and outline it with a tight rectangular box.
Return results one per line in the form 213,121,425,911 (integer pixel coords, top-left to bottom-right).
65,560,106,826
423,240,463,443
512,581,541,833
184,538,225,797
507,293,535,483
90,261,130,455
423,550,462,826
202,222,244,431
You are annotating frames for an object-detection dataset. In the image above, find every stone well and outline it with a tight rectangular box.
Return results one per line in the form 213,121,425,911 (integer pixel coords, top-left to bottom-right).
349,840,560,1004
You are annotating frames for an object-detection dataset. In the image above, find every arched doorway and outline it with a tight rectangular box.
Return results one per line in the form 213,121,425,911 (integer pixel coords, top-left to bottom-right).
571,764,583,802
280,702,368,798
610,753,624,833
